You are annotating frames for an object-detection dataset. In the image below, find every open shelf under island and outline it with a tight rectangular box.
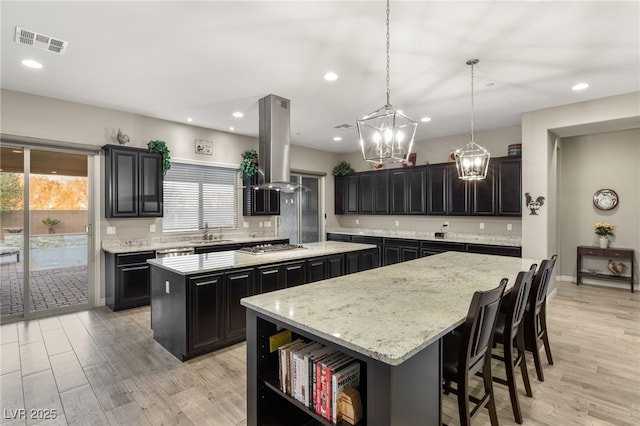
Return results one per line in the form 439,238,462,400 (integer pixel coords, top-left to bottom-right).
242,251,539,425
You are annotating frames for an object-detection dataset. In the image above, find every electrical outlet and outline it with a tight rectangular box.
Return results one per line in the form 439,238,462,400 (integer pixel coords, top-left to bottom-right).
165,281,170,294
150,224,156,233
395,220,400,226
265,221,271,228
479,222,485,230
259,222,263,228
106,226,116,235
355,219,359,225
243,221,249,228
507,223,513,231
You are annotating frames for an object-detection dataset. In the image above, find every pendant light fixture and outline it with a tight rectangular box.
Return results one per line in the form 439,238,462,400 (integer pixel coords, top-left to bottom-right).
454,58,490,180
357,0,418,164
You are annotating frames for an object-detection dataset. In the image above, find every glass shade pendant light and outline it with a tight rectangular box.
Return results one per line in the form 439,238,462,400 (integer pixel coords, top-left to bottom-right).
357,0,418,164
454,58,490,180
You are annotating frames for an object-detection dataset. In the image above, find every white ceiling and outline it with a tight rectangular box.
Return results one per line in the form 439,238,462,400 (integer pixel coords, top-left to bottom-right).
2,1,639,153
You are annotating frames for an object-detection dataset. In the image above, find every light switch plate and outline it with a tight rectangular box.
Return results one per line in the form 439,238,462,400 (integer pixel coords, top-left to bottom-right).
480,222,485,230
150,224,156,233
106,226,116,235
165,281,170,294
243,221,249,228
507,223,513,231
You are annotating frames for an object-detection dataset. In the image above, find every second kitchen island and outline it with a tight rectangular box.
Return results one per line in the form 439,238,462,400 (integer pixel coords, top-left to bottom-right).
148,241,377,361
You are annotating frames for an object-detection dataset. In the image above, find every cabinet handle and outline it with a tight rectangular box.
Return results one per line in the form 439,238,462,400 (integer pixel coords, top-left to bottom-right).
263,270,279,275
232,274,250,280
195,280,218,286
121,265,148,272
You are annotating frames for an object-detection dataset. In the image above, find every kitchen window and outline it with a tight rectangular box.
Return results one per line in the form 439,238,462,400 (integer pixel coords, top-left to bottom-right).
163,162,237,231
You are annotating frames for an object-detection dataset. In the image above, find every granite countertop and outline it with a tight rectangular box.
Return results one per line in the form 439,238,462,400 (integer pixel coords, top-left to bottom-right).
102,235,285,254
147,241,377,275
327,227,521,247
241,251,539,366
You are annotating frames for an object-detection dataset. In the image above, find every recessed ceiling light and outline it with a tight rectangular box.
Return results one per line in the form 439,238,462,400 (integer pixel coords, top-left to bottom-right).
333,136,342,141
187,117,193,122
572,82,589,91
22,59,42,69
420,116,432,122
233,112,244,118
324,71,338,81
12,150,23,153
51,171,57,174
229,127,235,131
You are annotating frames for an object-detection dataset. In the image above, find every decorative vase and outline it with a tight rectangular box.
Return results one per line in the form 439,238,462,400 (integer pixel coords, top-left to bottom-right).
599,236,608,249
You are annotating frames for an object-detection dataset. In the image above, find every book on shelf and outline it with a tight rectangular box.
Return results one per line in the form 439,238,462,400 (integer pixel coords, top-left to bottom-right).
331,361,361,424
315,351,344,415
293,342,323,403
304,346,333,407
278,339,305,394
269,329,292,353
321,353,354,421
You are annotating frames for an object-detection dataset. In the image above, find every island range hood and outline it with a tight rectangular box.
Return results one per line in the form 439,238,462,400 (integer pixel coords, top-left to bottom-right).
254,94,305,192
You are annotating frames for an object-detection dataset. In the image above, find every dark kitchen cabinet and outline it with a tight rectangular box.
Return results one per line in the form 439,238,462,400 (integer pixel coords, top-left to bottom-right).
326,254,344,278
307,257,327,283
390,170,407,214
447,164,471,215
334,174,359,214
359,171,389,214
472,162,497,215
256,264,284,293
351,235,383,268
427,164,448,215
103,145,163,218
282,260,307,288
496,157,522,216
420,240,467,257
383,238,420,266
224,268,255,341
189,273,225,351
105,251,155,311
406,167,427,214
346,249,376,274
467,243,521,257
243,174,280,216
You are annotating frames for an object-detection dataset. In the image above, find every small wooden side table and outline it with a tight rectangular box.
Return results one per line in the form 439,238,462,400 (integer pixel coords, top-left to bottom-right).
576,246,635,293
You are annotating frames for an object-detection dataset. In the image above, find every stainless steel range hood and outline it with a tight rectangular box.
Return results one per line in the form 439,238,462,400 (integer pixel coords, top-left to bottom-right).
254,94,305,192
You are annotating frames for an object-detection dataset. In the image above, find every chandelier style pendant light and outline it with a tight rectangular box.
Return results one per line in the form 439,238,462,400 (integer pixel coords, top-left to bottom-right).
357,0,418,164
454,58,490,180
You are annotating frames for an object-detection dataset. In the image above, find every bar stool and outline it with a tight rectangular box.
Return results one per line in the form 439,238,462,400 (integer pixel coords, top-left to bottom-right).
442,279,507,426
491,265,536,424
525,255,557,381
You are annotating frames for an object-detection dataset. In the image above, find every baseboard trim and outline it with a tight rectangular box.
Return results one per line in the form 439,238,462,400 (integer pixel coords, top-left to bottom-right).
98,298,106,306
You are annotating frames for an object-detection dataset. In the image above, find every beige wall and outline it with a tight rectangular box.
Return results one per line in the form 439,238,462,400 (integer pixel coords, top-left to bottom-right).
557,129,640,286
522,91,640,292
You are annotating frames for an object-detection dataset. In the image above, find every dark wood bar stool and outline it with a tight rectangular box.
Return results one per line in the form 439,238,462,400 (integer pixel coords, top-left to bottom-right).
491,265,536,424
442,279,507,426
524,255,557,381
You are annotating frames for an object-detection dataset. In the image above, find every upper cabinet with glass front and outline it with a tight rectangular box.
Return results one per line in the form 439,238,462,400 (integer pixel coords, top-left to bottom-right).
103,145,163,218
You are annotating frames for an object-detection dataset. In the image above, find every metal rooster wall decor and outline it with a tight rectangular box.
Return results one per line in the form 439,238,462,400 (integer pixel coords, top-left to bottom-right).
525,192,545,215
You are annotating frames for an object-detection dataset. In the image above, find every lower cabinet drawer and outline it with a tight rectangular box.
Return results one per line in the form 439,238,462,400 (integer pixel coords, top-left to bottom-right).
604,249,632,259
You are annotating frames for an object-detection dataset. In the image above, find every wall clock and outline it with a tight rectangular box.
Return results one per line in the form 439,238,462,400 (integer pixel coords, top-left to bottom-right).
593,188,618,210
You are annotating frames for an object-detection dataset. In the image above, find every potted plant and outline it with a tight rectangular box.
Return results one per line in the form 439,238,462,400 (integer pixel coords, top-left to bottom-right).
42,217,61,234
147,140,171,175
332,161,354,176
240,149,259,180
594,222,615,248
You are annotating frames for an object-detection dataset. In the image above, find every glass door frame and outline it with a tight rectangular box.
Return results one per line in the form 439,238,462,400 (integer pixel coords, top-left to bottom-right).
0,140,98,322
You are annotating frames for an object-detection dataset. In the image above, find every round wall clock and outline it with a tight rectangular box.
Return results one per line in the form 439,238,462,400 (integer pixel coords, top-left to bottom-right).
593,188,618,210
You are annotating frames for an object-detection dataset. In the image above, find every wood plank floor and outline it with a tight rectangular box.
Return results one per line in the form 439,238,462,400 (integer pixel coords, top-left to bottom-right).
1,281,638,425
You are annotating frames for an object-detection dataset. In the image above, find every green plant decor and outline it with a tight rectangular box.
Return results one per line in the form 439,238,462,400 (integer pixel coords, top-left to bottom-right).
332,161,354,176
42,217,60,234
240,149,259,180
147,140,171,175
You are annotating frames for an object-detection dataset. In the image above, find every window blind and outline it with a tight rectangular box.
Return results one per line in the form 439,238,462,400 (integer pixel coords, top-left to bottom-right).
163,162,237,232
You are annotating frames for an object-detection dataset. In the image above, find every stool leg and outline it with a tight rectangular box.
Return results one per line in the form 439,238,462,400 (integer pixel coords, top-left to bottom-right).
505,341,523,424
517,332,533,397
542,331,554,366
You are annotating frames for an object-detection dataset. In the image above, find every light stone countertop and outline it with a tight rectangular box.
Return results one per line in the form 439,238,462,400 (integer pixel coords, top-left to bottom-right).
327,227,521,246
241,251,539,366
147,241,376,275
102,235,285,254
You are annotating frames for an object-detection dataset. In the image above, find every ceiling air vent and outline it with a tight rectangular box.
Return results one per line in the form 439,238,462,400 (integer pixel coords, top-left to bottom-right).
334,123,355,131
14,26,68,54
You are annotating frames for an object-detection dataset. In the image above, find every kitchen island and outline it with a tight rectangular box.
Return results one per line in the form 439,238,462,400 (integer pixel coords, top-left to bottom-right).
148,241,377,360
241,251,539,425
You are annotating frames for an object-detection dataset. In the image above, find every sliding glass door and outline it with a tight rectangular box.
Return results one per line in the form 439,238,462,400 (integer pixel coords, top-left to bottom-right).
0,145,93,321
